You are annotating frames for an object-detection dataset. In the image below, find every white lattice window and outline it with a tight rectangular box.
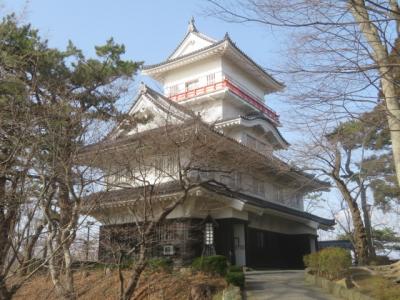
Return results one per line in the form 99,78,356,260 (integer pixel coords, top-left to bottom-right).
206,73,215,85
169,84,179,96
234,172,242,189
154,154,178,175
250,176,265,196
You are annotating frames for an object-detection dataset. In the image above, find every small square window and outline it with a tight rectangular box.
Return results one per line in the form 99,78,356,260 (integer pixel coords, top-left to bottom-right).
185,80,198,91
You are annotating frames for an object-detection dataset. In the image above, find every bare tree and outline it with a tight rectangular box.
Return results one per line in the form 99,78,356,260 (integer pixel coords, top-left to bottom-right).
207,0,400,187
79,116,243,300
291,123,379,264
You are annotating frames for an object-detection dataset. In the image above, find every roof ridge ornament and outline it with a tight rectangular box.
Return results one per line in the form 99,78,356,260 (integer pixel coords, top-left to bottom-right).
139,81,147,94
187,16,198,33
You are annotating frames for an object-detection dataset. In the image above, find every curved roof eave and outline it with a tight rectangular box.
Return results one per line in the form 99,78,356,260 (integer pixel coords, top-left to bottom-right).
79,84,196,151
202,182,335,228
214,116,289,149
239,117,290,149
142,36,284,91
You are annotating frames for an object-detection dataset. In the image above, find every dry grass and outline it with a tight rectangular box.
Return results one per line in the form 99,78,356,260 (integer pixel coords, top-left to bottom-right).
370,261,400,282
12,268,227,300
350,266,400,300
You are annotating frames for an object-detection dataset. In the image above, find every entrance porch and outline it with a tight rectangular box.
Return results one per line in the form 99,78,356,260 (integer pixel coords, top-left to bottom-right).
214,218,317,269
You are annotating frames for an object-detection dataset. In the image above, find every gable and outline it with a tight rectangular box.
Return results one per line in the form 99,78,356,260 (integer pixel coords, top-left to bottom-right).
168,32,215,60
127,95,183,134
111,86,194,139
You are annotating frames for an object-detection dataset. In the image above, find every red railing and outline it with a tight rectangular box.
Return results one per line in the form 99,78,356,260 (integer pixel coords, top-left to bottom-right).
168,79,280,124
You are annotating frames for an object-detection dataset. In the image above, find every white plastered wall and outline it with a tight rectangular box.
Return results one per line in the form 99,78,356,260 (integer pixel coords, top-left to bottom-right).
163,57,222,90
221,98,252,120
221,57,266,100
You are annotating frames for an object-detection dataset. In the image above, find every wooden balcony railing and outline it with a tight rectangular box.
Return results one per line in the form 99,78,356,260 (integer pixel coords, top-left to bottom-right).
167,78,280,125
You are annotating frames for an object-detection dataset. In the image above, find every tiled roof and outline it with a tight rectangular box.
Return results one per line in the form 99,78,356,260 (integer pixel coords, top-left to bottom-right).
166,30,217,61
83,180,334,227
201,181,335,227
240,112,290,146
143,39,226,70
223,35,284,89
79,84,196,152
79,114,329,190
143,35,284,89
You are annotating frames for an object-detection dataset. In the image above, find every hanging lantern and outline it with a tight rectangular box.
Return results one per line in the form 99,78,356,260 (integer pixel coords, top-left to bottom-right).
204,222,214,246
201,215,218,256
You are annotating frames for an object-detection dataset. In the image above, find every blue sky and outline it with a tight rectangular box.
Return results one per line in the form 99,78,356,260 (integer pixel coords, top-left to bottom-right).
1,1,285,75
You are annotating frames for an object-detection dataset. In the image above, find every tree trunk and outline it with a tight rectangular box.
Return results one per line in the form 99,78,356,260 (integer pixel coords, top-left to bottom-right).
381,76,400,187
332,146,369,265
334,177,369,265
0,177,18,300
359,184,376,258
19,222,45,276
348,199,369,265
350,0,400,187
61,241,76,300
121,244,147,300
0,278,11,300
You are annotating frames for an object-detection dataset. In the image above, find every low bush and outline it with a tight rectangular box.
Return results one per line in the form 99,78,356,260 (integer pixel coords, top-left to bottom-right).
304,252,320,272
147,257,173,272
191,255,228,276
225,271,245,288
304,247,351,280
228,265,242,273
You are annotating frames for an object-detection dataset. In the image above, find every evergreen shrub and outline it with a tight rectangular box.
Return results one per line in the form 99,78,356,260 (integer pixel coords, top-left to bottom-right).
225,271,245,288
191,255,228,276
148,257,173,272
228,265,242,273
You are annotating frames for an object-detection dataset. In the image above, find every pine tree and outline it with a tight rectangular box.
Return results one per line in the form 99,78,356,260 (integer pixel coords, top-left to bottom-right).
0,15,141,300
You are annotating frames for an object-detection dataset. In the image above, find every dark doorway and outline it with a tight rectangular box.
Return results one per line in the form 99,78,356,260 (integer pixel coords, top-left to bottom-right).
246,227,313,269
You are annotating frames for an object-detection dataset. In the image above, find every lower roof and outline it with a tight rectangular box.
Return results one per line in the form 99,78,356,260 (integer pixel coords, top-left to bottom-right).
201,182,334,228
83,181,335,228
